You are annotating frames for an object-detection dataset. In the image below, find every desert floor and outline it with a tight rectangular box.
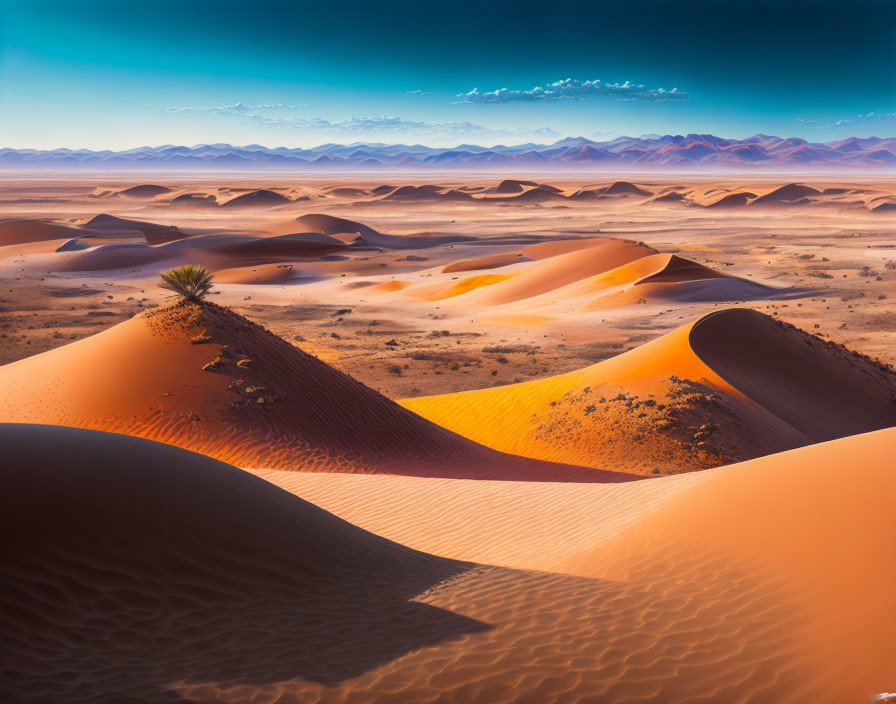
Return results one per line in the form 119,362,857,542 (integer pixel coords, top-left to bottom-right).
2,174,895,397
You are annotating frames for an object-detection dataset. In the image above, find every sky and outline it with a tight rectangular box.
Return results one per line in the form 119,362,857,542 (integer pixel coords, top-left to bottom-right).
1,0,895,149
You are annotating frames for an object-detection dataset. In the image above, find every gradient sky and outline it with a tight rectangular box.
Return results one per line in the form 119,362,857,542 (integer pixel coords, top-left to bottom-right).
1,0,895,149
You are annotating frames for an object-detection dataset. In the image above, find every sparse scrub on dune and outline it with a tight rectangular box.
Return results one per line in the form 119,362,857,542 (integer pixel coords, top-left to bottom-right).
158,264,214,303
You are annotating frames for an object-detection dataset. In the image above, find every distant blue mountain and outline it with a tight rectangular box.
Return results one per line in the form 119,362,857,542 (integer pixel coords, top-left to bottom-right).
2,134,895,170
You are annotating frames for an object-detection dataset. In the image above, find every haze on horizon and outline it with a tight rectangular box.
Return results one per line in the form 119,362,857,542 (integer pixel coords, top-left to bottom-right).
1,0,895,150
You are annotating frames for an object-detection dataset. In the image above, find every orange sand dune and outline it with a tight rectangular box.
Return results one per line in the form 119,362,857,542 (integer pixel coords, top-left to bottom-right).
520,236,636,259
416,272,517,301
441,251,526,272
10,424,891,702
257,426,896,703
577,253,781,308
371,279,413,292
0,219,86,247
0,303,626,482
214,263,298,284
451,237,655,305
402,308,896,473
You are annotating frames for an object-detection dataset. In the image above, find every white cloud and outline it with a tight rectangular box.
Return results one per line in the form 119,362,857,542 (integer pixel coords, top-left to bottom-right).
455,78,694,104
406,89,431,96
241,113,559,140
797,112,896,129
156,103,559,142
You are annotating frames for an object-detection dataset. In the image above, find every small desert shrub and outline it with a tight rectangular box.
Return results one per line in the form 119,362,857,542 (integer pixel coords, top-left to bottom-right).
158,264,214,303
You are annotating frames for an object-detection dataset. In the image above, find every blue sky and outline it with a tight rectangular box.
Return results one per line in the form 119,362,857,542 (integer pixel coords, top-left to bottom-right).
1,0,894,149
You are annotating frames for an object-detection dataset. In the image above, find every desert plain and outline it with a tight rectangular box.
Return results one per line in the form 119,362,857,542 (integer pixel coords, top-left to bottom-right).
2,173,896,703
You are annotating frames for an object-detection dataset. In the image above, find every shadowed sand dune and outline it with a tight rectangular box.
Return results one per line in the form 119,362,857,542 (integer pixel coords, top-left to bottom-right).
220,188,292,208
750,183,822,207
651,191,687,203
0,303,627,481
706,191,756,208
268,212,471,249
50,232,355,271
0,220,87,247
170,192,218,207
0,424,488,702
257,426,896,703
485,179,538,194
402,308,896,473
690,308,896,441
601,180,653,196
115,184,172,198
82,213,191,245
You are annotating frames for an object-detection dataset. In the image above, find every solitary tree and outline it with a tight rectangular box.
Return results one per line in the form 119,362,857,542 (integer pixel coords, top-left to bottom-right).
158,264,214,303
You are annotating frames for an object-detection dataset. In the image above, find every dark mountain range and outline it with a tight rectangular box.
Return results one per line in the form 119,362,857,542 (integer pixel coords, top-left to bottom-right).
3,134,895,170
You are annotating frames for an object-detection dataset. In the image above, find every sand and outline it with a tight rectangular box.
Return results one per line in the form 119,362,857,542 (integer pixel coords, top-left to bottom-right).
402,307,896,473
0,301,627,482
4,423,895,702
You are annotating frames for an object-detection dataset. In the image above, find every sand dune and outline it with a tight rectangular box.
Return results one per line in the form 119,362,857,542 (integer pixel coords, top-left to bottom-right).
378,184,465,201
690,308,896,441
651,191,687,203
0,219,86,247
257,426,896,702
214,263,298,284
441,252,527,272
520,236,632,259
495,183,564,202
323,186,369,197
221,188,292,207
10,423,890,702
115,184,172,198
0,424,484,703
402,308,896,473
170,192,218,207
601,180,653,196
0,303,626,481
486,178,538,194
82,213,189,245
451,237,655,305
579,253,780,308
51,231,355,271
706,191,756,208
417,272,517,301
750,183,822,206
268,212,470,249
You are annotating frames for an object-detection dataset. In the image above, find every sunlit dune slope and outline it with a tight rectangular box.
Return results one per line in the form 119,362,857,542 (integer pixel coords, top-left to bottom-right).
0,303,625,481
578,252,781,307
452,237,655,305
258,426,896,703
401,308,896,473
